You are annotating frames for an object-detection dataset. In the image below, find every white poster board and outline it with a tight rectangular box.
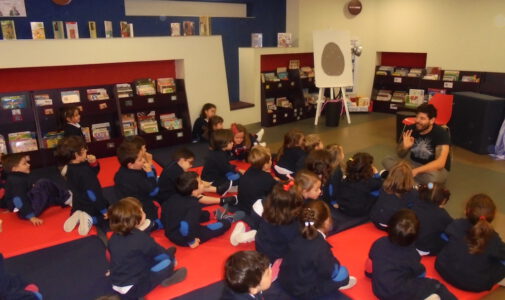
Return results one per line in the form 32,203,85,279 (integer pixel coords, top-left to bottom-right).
313,30,353,88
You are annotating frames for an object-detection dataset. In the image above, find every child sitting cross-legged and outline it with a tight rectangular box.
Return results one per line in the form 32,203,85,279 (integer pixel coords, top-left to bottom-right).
2,153,71,226
161,171,244,248
108,197,187,298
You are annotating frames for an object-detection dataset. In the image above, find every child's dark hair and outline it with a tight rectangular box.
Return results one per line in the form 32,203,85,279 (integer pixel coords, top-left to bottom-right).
278,129,305,159
416,103,437,120
123,135,146,151
116,141,141,168
108,197,143,235
247,145,271,169
231,123,252,149
388,209,419,246
263,183,303,225
418,182,451,206
204,115,224,141
305,134,322,153
465,194,496,255
200,103,216,119
210,129,233,151
382,161,414,196
60,106,80,124
1,153,26,173
172,147,195,161
326,144,345,173
294,169,321,196
346,152,374,182
304,149,332,185
54,136,87,166
225,251,270,293
175,171,199,196
300,200,331,240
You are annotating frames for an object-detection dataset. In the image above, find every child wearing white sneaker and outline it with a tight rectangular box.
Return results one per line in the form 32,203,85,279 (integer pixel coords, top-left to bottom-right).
278,200,357,299
55,136,108,236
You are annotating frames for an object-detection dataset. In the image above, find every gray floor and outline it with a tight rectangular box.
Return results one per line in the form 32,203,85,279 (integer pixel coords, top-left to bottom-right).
246,112,505,298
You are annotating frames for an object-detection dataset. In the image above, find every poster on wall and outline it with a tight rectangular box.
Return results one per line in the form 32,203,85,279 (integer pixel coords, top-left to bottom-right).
0,0,27,17
312,30,353,88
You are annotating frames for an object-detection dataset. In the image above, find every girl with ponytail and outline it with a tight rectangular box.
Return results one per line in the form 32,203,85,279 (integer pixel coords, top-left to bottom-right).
436,194,505,292
278,200,356,300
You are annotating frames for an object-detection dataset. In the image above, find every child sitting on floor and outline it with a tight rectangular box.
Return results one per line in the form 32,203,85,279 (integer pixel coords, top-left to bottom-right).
192,103,216,143
229,123,265,161
275,129,306,179
293,169,322,203
411,182,452,255
161,171,243,248
55,136,108,235
338,152,382,217
201,129,244,194
221,251,272,300
325,144,346,208
0,253,42,300
304,134,324,154
367,209,456,300
279,200,357,299
114,141,163,231
157,147,237,206
370,161,419,230
2,153,71,226
61,106,85,139
123,135,157,176
435,194,505,292
202,115,224,143
108,197,187,298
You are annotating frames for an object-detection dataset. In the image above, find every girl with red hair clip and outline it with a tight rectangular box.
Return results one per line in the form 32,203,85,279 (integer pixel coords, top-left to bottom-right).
229,123,265,161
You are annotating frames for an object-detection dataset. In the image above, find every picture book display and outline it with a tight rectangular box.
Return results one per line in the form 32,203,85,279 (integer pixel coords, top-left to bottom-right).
160,113,182,130
104,21,113,38
251,33,263,48
405,89,425,108
199,16,211,36
134,79,156,96
52,21,65,39
30,22,45,39
1,20,16,40
8,131,38,153
88,21,97,38
121,114,138,137
277,33,292,48
1,95,27,109
91,122,111,141
183,21,194,36
81,127,91,143
65,22,79,39
157,78,176,94
61,90,80,104
115,83,133,98
137,111,159,134
42,131,64,149
34,94,53,106
277,67,288,81
86,88,109,101
171,23,181,36
442,70,460,81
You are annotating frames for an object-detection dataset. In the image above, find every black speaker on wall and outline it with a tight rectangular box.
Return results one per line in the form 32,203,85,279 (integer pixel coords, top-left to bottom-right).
449,92,505,154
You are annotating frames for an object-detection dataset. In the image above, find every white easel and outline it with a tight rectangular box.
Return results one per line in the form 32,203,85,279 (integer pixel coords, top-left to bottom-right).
314,86,351,125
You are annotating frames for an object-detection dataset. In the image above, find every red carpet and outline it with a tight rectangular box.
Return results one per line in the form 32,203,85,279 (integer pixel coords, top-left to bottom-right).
96,156,164,188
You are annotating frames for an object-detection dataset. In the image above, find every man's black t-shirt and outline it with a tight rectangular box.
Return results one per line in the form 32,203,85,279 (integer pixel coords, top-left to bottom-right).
406,124,450,170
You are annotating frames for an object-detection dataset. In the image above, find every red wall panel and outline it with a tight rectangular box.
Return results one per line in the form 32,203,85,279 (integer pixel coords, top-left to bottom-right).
380,52,427,68
261,53,314,72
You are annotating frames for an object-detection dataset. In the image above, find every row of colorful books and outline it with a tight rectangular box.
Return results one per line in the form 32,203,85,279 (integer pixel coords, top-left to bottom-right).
374,88,447,107
0,132,38,154
121,112,183,136
170,17,211,37
262,66,315,83
376,66,480,82
251,33,293,48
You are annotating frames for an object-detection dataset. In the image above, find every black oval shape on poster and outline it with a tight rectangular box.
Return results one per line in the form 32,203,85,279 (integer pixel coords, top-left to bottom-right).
321,42,345,76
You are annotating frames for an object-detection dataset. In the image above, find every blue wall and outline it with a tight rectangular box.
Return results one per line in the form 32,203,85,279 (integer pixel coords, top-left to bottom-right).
0,0,286,102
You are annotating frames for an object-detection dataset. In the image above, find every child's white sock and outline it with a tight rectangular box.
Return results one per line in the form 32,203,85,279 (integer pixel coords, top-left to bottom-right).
77,211,93,236
137,219,152,231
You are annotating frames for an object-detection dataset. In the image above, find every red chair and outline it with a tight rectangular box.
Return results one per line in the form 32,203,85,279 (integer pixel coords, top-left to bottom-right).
402,93,454,127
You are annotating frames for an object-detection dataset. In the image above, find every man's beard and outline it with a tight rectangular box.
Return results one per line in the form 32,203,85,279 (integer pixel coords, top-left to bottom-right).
416,122,430,132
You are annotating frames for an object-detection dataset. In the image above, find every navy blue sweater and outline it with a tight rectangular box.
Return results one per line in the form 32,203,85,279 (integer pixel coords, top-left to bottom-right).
63,123,85,138
192,117,208,142
411,198,452,254
157,161,183,203
337,176,382,217
4,172,35,219
161,193,206,245
237,167,276,215
201,150,238,186
66,162,107,216
370,189,419,228
277,147,306,174
255,220,300,263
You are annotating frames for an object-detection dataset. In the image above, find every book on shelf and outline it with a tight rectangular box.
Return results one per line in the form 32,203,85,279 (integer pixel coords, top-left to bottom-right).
91,122,111,141
358,97,370,107
121,114,138,137
52,21,65,39
8,131,38,153
134,78,156,96
392,67,409,77
265,98,277,112
376,66,394,76
264,72,280,82
61,90,81,104
80,127,91,143
251,33,263,48
461,75,480,83
289,60,300,70
277,33,292,48
86,88,109,101
34,94,53,106
300,66,315,78
442,70,460,81
427,88,447,101
171,23,181,36
160,113,183,130
115,83,133,98
1,95,27,109
157,78,176,94
42,131,64,149
0,135,6,154
405,89,425,108
423,67,441,80
375,90,392,101
199,16,211,36
276,97,292,108
30,22,45,39
65,22,79,39
129,23,134,37
1,20,16,40
277,67,289,80
120,21,133,38
104,21,113,38
88,21,97,38
137,111,159,134
407,68,423,77
391,91,407,103
183,21,194,36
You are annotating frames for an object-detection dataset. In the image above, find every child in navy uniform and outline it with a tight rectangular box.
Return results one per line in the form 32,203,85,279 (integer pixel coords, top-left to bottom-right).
229,123,264,161
2,153,71,225
61,106,85,138
370,161,419,230
55,136,108,235
157,148,237,205
114,141,162,230
275,129,306,179
108,197,186,299
0,253,42,300
192,103,216,143
201,129,243,192
293,169,322,203
162,172,243,248
411,182,452,255
202,115,224,143
368,209,456,300
324,144,345,208
255,183,303,263
123,135,157,177
279,200,356,300
436,194,505,292
221,251,272,300
338,152,382,217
